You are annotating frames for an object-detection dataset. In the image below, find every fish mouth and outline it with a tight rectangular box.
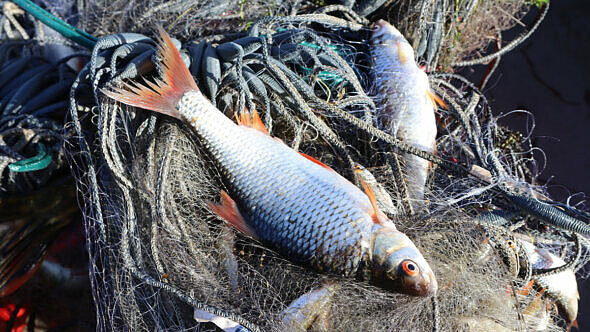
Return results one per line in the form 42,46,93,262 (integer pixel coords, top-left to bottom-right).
372,19,389,31
402,271,438,297
371,19,389,40
370,20,403,45
372,271,438,297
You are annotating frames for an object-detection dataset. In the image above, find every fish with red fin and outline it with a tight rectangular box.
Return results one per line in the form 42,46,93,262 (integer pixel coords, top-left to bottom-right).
103,27,437,297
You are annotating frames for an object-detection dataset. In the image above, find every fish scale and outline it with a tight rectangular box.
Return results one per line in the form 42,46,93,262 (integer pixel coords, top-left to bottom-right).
104,27,438,296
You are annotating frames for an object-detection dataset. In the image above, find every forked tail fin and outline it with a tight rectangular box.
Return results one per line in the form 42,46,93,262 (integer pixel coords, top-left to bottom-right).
102,26,199,118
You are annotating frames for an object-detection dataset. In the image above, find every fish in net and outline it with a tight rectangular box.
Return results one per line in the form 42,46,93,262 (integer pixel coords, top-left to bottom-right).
1,0,586,331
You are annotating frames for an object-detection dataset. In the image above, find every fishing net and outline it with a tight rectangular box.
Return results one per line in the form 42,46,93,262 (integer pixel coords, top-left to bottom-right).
2,0,587,331
0,4,95,330
370,0,537,70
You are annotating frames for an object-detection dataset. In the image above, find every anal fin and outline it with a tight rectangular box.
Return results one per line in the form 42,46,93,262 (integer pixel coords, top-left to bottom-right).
567,319,578,331
208,191,259,240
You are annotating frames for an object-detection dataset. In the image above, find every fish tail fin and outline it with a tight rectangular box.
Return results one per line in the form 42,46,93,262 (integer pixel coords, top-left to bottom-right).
567,319,578,331
102,26,199,119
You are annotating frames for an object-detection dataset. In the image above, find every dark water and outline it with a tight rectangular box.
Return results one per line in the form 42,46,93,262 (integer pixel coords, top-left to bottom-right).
460,0,590,328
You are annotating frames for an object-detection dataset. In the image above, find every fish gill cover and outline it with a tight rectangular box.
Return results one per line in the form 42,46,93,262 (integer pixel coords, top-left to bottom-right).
1,0,587,331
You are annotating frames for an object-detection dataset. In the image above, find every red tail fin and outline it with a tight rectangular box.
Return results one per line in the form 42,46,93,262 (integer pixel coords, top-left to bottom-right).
102,26,199,118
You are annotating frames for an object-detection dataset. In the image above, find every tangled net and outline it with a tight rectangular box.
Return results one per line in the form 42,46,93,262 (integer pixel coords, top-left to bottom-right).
2,0,588,331
0,3,95,330
363,0,544,70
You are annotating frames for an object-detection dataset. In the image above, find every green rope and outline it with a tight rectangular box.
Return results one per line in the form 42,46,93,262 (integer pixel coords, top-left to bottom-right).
8,142,52,172
12,0,97,49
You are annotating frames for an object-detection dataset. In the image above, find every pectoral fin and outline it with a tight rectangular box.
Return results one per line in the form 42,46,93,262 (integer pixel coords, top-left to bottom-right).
208,191,259,240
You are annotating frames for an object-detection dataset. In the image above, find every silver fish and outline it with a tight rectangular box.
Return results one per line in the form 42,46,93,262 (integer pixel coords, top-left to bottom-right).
519,240,578,327
104,27,437,297
281,283,338,331
370,20,444,211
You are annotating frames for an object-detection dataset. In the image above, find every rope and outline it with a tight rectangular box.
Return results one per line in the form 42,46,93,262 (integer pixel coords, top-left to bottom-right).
12,0,97,49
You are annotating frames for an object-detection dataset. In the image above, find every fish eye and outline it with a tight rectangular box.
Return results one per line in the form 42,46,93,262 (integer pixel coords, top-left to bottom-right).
401,260,419,277
507,240,515,249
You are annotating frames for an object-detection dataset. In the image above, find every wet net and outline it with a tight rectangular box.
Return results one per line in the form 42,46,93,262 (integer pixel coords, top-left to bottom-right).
2,0,587,331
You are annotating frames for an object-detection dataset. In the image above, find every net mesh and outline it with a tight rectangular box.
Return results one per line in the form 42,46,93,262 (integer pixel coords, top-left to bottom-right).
2,1,586,331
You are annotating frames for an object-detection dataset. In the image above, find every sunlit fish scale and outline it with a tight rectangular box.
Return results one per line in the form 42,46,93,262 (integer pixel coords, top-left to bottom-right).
370,20,443,210
103,27,437,297
519,240,579,327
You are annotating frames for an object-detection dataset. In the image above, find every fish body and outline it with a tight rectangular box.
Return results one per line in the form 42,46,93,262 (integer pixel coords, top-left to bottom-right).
519,240,579,325
104,28,437,297
370,20,439,210
281,283,338,331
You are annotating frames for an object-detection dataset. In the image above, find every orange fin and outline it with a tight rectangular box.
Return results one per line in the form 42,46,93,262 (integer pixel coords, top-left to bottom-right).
567,319,578,331
299,152,333,170
102,26,199,118
237,108,268,135
355,165,383,224
426,89,448,109
208,191,259,240
517,279,535,296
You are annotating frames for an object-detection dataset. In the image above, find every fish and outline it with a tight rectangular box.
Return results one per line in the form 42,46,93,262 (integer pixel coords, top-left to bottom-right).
518,240,579,329
370,20,445,211
522,290,553,332
281,283,339,331
194,309,244,332
103,27,437,297
0,178,77,297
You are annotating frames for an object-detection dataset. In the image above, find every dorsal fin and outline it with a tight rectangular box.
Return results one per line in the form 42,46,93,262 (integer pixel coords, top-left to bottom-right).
237,108,268,135
102,26,199,118
426,89,448,109
299,152,332,170
355,165,383,224
208,191,259,240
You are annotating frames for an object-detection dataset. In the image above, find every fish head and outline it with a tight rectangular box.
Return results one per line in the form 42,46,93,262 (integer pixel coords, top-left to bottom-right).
371,20,403,42
370,20,415,65
371,227,437,297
